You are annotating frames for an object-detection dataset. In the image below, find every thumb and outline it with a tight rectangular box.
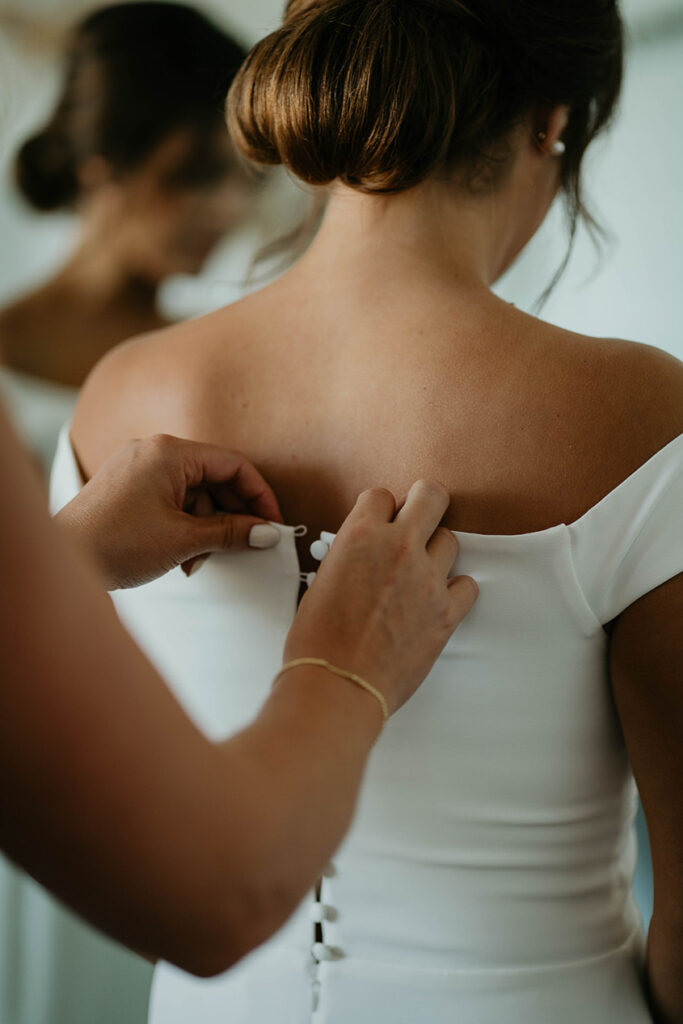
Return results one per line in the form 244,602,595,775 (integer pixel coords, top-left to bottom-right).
179,511,282,561
447,575,479,630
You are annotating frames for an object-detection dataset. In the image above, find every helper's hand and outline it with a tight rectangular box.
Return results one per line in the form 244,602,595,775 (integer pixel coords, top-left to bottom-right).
56,434,283,590
284,480,478,716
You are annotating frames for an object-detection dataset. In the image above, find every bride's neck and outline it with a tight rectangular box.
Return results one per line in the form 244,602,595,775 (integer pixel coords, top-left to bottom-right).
293,178,524,297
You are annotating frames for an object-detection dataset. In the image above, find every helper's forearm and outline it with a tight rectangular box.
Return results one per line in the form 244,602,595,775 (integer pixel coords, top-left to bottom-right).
1,405,382,979
4,632,381,979
97,668,381,978
207,667,382,968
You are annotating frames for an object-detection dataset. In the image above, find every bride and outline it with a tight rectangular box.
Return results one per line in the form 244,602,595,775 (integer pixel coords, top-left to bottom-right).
54,1,682,1021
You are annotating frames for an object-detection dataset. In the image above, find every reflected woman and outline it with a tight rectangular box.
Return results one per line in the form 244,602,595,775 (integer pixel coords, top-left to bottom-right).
0,2,253,472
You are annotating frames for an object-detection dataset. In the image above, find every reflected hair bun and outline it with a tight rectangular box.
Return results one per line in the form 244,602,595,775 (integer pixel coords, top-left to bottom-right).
14,2,247,213
16,132,79,212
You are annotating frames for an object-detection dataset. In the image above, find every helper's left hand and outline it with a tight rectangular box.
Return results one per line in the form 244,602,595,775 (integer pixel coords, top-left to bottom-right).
56,434,283,590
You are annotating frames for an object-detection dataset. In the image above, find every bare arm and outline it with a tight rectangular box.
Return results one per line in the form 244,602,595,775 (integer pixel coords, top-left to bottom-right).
0,406,476,977
609,575,683,1024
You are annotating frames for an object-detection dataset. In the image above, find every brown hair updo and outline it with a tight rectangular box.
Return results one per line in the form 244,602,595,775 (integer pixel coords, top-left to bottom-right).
228,0,624,232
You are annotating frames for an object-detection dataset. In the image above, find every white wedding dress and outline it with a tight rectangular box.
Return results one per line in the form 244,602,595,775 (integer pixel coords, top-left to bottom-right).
0,367,77,475
50,428,683,1024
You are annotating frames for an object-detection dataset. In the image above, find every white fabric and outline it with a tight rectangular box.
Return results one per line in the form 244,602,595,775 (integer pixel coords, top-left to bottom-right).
49,428,683,1024
0,368,77,475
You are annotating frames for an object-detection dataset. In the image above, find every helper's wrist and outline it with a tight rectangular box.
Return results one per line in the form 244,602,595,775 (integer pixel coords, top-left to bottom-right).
271,664,384,744
55,503,118,590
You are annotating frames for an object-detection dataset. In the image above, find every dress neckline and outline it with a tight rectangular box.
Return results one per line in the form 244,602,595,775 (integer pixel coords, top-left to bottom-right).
59,427,682,547
278,432,683,546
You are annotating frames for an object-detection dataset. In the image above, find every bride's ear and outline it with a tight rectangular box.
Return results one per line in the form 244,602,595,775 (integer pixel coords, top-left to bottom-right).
534,105,570,157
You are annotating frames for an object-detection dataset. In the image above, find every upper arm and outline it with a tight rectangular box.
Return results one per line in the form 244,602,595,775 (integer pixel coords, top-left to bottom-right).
609,573,683,922
598,339,683,459
597,341,683,919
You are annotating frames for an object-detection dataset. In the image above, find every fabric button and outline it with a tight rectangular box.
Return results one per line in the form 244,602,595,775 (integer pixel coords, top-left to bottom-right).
310,902,337,923
310,539,330,562
312,942,344,962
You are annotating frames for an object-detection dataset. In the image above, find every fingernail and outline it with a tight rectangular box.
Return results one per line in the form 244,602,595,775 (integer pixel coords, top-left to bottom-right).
248,524,281,550
187,556,209,577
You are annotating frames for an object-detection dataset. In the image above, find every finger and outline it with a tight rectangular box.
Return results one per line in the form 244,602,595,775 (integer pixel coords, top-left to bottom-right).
181,442,283,524
394,493,408,515
183,489,215,517
207,485,249,515
426,527,459,576
395,479,450,543
181,555,210,578
178,511,282,558
343,486,397,529
447,575,479,629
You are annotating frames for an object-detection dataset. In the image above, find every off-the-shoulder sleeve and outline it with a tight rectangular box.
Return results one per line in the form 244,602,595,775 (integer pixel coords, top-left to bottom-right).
49,423,85,514
568,434,683,625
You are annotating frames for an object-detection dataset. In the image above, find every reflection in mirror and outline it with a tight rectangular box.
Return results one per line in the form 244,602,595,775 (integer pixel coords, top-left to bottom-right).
0,2,266,475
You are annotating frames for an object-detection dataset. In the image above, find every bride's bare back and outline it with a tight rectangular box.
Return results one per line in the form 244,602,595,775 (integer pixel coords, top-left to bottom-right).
72,265,682,555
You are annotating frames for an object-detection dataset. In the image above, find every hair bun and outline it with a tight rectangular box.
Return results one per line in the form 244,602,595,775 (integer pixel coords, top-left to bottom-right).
228,0,623,212
227,0,517,194
15,131,79,212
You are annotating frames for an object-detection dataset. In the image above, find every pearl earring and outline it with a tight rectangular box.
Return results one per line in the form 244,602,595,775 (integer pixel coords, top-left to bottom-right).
536,131,565,157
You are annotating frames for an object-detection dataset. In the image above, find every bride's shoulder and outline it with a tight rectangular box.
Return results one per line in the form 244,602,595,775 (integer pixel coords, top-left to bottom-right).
567,333,682,409
71,302,249,478
551,329,683,466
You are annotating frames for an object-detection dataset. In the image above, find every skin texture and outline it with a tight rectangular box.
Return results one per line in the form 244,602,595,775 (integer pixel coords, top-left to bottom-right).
0,130,254,388
71,111,683,1018
0,403,477,975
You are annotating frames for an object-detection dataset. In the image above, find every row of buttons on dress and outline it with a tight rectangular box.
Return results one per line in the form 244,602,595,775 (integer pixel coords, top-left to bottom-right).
304,534,344,1012
311,857,343,960
300,533,335,591
310,865,343,1012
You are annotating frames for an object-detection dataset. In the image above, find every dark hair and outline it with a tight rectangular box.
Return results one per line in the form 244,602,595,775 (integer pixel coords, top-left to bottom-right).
16,2,247,212
228,0,624,264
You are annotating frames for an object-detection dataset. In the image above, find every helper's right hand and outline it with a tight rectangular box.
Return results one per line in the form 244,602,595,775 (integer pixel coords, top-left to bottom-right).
284,480,479,716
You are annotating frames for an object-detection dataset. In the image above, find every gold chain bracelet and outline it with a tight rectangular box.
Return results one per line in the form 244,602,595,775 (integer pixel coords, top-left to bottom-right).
273,657,389,726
